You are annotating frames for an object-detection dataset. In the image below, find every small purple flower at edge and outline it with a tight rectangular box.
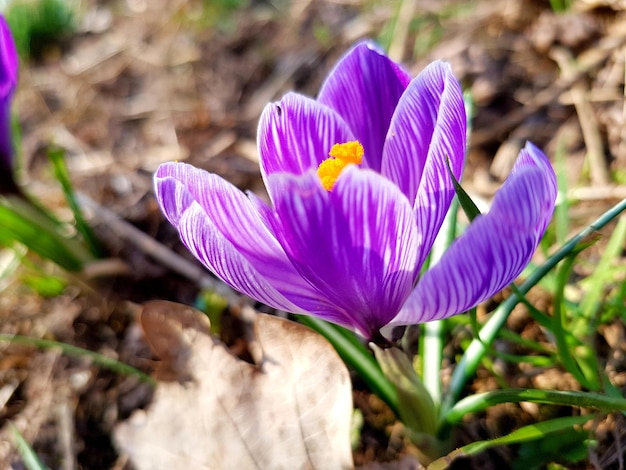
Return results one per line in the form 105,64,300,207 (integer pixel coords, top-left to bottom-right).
154,41,557,342
0,15,19,192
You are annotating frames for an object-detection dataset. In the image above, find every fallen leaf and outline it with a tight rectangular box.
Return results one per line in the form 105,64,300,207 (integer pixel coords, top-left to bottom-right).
139,300,211,382
115,301,353,469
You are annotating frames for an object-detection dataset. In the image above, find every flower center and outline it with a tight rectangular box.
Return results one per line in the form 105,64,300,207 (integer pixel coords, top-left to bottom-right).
316,141,364,191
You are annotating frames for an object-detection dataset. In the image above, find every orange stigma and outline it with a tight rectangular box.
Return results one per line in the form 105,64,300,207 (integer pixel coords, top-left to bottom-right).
316,141,364,191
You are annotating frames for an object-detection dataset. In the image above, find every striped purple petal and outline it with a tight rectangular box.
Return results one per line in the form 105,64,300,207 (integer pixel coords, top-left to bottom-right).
154,162,334,314
257,92,353,189
0,16,18,178
382,61,466,270
269,166,419,337
318,41,411,172
391,142,557,325
0,16,17,100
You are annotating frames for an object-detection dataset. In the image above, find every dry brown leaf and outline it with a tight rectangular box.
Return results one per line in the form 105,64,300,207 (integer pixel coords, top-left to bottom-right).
114,301,353,469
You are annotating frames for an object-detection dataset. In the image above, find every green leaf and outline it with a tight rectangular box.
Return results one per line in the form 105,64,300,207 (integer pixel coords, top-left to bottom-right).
0,334,154,384
429,415,593,469
442,388,626,426
553,254,598,389
553,139,570,246
9,422,51,470
509,283,554,331
444,198,626,416
47,146,102,257
490,351,556,367
497,328,556,356
0,197,86,271
21,273,67,297
446,157,481,222
580,214,626,321
6,0,76,59
514,426,590,469
195,290,228,335
468,307,481,343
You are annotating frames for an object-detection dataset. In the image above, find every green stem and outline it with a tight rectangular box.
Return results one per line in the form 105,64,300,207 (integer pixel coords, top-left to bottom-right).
421,198,459,408
295,315,399,415
443,198,626,415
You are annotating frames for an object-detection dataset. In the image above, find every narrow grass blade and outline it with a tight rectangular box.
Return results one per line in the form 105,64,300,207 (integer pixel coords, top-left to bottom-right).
510,283,553,330
490,351,556,367
446,159,481,222
0,334,154,384
429,415,592,469
497,329,555,356
0,198,86,271
9,422,51,470
443,388,626,426
47,146,102,257
553,139,570,246
553,255,597,389
580,214,626,321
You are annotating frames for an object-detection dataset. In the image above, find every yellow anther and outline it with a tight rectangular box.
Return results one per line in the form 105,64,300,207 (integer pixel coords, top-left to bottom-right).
328,141,364,164
317,158,347,191
317,141,364,191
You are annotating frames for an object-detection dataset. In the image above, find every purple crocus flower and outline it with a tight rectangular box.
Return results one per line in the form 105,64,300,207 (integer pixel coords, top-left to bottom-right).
155,42,557,341
0,15,19,193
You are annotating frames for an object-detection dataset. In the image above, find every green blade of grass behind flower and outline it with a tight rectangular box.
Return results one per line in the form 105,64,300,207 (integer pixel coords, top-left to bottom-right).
9,423,51,470
579,214,626,325
0,334,154,385
420,91,475,410
443,197,626,416
478,319,555,356
47,146,102,257
6,0,76,59
0,197,89,271
429,415,592,470
554,139,570,246
553,253,601,390
420,197,459,409
442,388,626,426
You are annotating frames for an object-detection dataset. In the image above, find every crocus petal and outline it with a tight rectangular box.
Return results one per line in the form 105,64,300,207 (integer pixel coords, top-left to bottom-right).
154,162,333,313
509,141,557,237
318,41,411,172
0,16,18,98
391,142,557,325
0,16,18,177
269,166,419,337
382,61,466,269
257,92,353,187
